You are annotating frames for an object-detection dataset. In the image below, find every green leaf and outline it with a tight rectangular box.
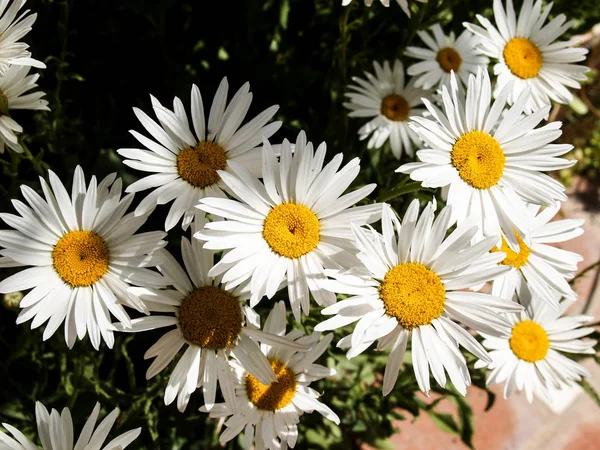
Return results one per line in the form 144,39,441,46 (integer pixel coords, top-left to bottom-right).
372,437,396,450
484,389,496,412
581,378,600,408
376,181,424,202
568,94,588,115
279,0,290,29
427,411,460,435
351,420,367,432
450,395,475,449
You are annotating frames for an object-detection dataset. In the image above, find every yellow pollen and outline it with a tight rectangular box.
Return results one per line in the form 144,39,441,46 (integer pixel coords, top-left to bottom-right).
503,37,543,79
263,203,320,259
246,359,297,411
379,263,446,330
52,231,110,287
451,131,506,189
509,320,550,362
381,94,410,122
176,141,227,188
178,285,242,349
490,232,530,269
436,47,462,73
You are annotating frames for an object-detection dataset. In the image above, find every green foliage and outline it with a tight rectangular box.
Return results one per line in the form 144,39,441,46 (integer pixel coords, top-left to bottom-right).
1,0,600,449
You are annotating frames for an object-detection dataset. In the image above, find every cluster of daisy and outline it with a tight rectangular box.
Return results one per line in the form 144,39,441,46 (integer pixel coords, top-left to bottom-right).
345,0,596,403
0,0,598,449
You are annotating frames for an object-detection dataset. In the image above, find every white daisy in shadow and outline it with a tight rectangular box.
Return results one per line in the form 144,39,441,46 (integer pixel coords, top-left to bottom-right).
0,166,167,349
0,0,46,75
118,77,281,231
475,298,596,403
315,201,523,396
114,215,307,413
0,64,49,154
202,301,339,450
344,59,430,159
196,131,381,321
405,23,489,89
490,203,583,309
0,401,141,450
464,0,589,113
397,69,575,243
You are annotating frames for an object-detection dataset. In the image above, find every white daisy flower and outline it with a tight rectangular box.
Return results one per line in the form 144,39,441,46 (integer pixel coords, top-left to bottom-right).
0,0,46,76
397,69,574,242
464,0,589,114
0,166,167,349
341,0,427,17
117,77,281,231
0,64,49,154
475,299,596,403
114,215,308,413
196,131,382,321
315,201,523,396
405,23,489,89
491,203,583,309
344,59,430,159
0,401,141,450
202,301,339,450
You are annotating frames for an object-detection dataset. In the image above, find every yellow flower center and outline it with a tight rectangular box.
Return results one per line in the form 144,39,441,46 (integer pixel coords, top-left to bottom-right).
381,94,410,122
262,203,320,259
379,263,446,330
490,232,530,269
176,141,227,188
503,37,543,79
436,47,462,73
509,320,550,362
178,285,243,349
451,131,505,189
52,231,110,287
246,359,297,411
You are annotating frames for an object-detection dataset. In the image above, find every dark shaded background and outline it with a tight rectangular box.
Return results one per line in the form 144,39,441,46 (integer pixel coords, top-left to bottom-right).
1,0,599,448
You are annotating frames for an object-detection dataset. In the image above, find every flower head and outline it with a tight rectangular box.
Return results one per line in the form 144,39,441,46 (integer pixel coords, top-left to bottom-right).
344,60,431,159
203,301,339,450
0,166,167,349
464,0,589,113
316,201,522,396
118,78,281,230
196,131,381,320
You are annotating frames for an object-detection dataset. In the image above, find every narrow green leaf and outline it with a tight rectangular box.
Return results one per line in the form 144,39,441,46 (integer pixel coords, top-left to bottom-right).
581,378,600,408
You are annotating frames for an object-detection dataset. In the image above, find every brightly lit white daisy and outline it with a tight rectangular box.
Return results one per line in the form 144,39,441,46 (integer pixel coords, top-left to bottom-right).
0,0,46,76
196,132,381,321
405,23,489,89
341,0,427,17
0,64,49,154
397,69,574,242
464,0,589,114
114,215,307,413
475,298,596,403
315,201,523,396
202,301,339,450
344,59,430,159
491,203,583,309
118,77,281,231
0,166,167,349
0,401,141,450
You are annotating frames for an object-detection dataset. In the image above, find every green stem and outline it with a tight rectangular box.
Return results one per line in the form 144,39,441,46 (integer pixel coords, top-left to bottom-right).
20,142,48,177
570,258,600,285
377,181,422,202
